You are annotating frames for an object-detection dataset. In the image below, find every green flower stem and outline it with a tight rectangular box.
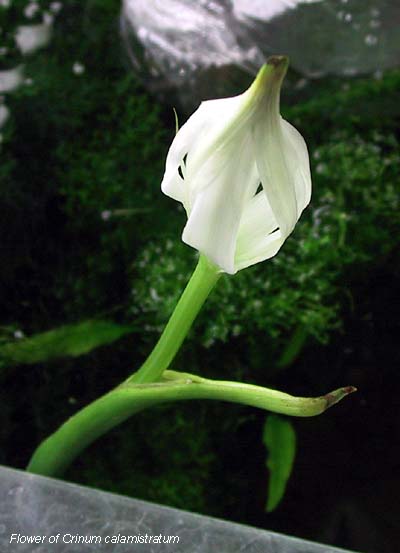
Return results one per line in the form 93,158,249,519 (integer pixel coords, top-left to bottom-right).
27,369,356,477
127,254,221,384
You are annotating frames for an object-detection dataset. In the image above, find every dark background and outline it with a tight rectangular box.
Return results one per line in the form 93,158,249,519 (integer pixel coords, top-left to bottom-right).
0,2,399,553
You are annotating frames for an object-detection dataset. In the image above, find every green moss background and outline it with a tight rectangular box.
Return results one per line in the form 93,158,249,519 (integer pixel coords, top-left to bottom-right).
0,2,399,553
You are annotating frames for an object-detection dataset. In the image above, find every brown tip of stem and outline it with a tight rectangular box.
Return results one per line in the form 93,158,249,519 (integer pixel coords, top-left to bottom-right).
324,386,357,410
267,55,289,70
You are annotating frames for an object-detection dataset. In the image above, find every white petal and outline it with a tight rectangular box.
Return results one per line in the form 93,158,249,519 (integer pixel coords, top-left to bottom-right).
183,95,251,205
237,189,277,246
161,103,210,208
161,95,245,211
182,132,259,274
234,190,283,272
281,118,312,216
253,112,311,242
253,113,298,239
235,229,284,272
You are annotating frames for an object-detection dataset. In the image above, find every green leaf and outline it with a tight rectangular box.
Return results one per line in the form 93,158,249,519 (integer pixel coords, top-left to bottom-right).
0,320,134,368
276,325,308,369
263,414,296,512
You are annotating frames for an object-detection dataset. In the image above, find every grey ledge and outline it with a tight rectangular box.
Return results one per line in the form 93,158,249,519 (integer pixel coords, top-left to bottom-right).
0,465,359,552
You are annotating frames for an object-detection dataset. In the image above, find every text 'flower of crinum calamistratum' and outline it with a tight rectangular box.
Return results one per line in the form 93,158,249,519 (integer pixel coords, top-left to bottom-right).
161,56,312,275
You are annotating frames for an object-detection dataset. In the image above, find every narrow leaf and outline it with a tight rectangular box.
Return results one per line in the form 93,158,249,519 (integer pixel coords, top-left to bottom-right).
0,320,134,368
263,414,296,512
276,325,308,369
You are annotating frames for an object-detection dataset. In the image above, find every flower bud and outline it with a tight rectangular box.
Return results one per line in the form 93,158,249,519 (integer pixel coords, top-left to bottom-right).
161,56,311,274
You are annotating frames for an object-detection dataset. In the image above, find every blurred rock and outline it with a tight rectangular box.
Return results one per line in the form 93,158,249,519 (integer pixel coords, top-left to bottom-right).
121,0,400,110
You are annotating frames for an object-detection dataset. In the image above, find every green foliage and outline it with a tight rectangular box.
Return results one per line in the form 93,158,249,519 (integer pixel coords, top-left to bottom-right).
285,70,400,137
263,415,296,512
0,320,134,369
0,0,167,325
276,325,308,369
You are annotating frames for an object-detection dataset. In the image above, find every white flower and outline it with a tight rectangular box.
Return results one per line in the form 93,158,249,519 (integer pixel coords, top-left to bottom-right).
161,56,311,274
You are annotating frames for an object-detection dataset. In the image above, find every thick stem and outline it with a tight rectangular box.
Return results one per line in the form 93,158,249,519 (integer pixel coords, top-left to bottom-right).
27,389,145,477
127,254,220,384
27,370,356,477
27,256,220,476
